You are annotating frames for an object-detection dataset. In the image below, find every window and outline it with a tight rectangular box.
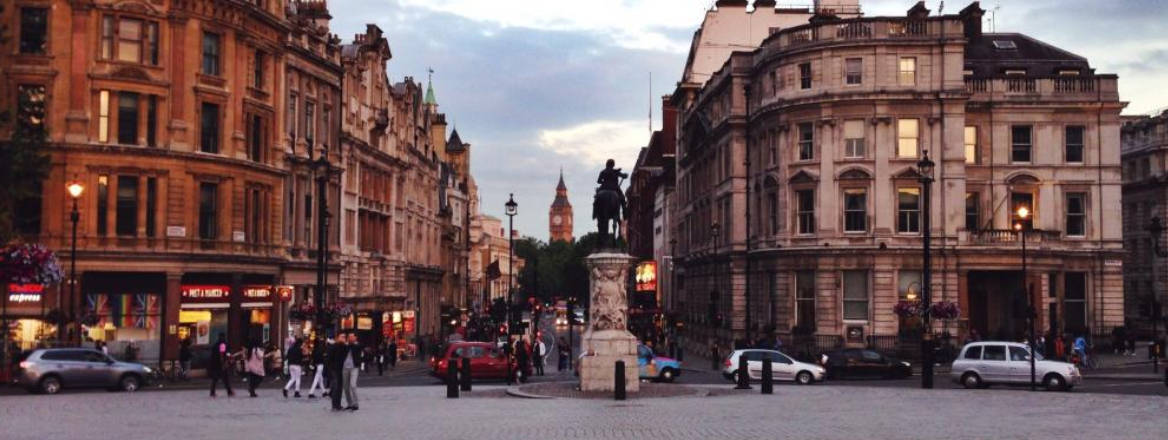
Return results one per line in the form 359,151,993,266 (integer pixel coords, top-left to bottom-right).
19,7,49,54
97,17,158,65
843,271,868,321
1009,346,1031,361
16,84,46,129
244,186,267,244
899,270,921,301
305,102,316,144
798,122,814,161
796,189,815,234
844,119,864,158
198,182,218,240
118,19,142,63
200,103,220,154
768,192,778,234
116,176,138,236
1012,125,1032,163
1066,193,1086,236
146,178,157,237
248,114,264,162
1065,126,1084,163
100,16,114,59
963,345,982,360
97,175,109,235
844,58,862,85
98,90,111,143
897,119,918,158
287,94,297,140
117,92,139,145
897,188,920,233
799,63,812,89
795,270,816,332
202,32,221,75
1064,273,1087,332
843,189,866,232
322,108,331,147
1011,192,1033,230
965,192,980,231
898,57,916,85
146,96,157,147
983,345,1006,361
964,126,977,164
253,50,265,89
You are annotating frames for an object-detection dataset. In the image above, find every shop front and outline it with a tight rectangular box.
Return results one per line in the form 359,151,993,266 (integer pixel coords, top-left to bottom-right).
81,272,165,363
177,284,231,350
3,283,57,351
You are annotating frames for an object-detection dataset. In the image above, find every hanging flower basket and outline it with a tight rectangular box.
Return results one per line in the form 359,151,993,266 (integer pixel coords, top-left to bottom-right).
0,243,64,285
929,301,961,321
893,300,923,318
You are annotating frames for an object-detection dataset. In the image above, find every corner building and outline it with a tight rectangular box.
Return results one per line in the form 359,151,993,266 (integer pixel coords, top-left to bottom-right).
671,2,1124,354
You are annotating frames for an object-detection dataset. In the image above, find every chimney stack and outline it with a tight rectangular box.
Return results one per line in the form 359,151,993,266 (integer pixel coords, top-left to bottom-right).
959,2,985,39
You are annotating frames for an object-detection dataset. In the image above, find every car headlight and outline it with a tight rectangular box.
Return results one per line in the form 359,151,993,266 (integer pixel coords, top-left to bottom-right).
142,366,154,374
816,366,826,373
901,361,911,367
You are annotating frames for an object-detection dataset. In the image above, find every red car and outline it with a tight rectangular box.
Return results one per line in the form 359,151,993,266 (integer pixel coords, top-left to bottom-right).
430,342,519,382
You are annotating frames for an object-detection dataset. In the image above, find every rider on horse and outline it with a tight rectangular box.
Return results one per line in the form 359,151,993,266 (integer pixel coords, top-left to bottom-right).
592,159,628,248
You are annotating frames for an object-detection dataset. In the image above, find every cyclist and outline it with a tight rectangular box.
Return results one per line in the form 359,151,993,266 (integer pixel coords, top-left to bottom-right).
1072,335,1089,368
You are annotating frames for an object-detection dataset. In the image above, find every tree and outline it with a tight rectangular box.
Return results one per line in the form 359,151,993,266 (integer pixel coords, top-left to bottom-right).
0,57,51,243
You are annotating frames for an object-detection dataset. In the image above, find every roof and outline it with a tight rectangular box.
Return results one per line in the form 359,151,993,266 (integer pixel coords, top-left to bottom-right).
964,33,1091,77
425,80,437,105
556,169,567,191
447,128,466,152
552,170,571,208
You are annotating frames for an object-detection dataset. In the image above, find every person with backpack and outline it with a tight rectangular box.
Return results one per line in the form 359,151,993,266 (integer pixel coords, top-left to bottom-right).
283,337,305,398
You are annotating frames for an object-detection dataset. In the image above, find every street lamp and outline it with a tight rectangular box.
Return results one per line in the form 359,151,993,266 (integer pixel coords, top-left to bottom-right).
1145,217,1166,374
916,150,934,389
710,222,721,333
66,182,84,345
313,151,332,339
1015,205,1037,391
504,193,517,384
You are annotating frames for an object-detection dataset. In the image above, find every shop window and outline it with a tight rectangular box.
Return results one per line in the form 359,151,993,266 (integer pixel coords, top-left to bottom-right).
796,189,815,234
97,175,109,235
19,7,49,54
965,192,980,231
200,102,220,154
897,118,918,158
843,270,868,321
844,58,862,85
98,90,111,143
798,122,814,161
844,119,865,158
1064,272,1087,332
117,92,139,145
898,57,916,85
897,188,920,233
115,176,138,236
795,271,816,333
1065,126,1084,163
964,126,978,164
83,292,161,359
199,182,218,240
843,189,866,233
799,63,812,89
1012,125,1032,163
202,32,221,75
1066,193,1086,236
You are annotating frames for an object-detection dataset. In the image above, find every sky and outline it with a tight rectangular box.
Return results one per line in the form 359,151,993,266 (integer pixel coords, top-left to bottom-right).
326,0,1168,242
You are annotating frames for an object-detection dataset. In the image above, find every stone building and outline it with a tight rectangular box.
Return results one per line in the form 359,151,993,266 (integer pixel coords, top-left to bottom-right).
1121,110,1168,333
469,214,525,306
548,171,574,243
669,1,1125,354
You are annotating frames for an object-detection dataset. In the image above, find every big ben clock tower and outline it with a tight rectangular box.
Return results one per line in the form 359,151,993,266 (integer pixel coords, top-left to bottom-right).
549,170,574,242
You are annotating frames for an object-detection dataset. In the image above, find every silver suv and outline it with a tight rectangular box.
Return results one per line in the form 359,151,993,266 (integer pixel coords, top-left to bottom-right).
950,341,1081,391
15,348,154,394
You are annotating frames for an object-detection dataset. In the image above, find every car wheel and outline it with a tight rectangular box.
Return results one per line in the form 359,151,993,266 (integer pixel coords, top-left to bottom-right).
120,374,141,392
39,375,62,395
1043,373,1067,392
796,371,814,385
961,372,982,389
659,368,676,383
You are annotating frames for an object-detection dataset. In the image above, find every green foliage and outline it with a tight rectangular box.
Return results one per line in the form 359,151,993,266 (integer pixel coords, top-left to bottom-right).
0,82,52,243
513,232,627,311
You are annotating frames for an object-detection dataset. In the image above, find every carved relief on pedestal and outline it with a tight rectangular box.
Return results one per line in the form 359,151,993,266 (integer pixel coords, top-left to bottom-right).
588,262,629,332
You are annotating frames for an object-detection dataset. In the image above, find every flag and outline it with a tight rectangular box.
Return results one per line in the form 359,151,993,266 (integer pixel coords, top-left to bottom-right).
486,260,501,280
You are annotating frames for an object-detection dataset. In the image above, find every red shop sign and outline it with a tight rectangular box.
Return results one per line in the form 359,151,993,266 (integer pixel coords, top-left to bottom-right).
276,285,294,302
181,285,231,303
242,285,272,300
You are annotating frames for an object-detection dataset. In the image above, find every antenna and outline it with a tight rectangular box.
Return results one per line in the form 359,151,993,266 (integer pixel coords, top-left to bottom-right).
989,3,1002,32
938,1,944,14
649,72,653,135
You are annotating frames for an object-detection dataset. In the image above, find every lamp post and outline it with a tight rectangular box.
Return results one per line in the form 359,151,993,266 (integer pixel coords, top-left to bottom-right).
504,193,518,384
1015,206,1037,391
66,182,84,345
313,151,332,338
916,150,935,389
1145,217,1166,374
711,222,721,339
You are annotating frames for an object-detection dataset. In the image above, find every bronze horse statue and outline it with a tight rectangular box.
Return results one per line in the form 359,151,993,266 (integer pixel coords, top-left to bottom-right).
592,159,627,250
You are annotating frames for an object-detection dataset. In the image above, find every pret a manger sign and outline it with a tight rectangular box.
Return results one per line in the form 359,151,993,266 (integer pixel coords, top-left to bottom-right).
181,285,231,302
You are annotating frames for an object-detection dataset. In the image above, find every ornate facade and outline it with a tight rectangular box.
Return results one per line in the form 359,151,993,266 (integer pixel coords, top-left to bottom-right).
1121,111,1168,333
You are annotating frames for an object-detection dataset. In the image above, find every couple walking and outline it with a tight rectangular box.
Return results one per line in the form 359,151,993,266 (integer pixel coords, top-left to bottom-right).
282,333,362,411
207,334,273,398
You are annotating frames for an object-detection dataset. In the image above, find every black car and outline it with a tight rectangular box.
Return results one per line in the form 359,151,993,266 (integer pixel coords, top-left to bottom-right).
820,348,912,379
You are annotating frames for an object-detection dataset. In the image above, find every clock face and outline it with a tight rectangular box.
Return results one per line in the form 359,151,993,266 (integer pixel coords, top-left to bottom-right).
552,215,562,225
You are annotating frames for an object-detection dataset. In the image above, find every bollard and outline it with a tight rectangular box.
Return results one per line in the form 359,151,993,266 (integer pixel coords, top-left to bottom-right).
460,357,472,392
446,359,459,398
761,357,773,395
735,354,751,389
614,360,626,401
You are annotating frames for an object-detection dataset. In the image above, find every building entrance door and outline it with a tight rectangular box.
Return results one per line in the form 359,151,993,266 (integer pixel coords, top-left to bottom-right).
967,271,1025,340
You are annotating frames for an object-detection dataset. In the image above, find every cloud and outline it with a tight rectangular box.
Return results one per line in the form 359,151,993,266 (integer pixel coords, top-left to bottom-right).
538,120,648,168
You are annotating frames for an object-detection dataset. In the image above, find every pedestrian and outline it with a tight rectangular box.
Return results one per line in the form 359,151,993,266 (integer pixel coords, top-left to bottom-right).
267,341,283,381
307,336,328,398
1054,333,1066,360
341,333,363,411
239,339,265,398
1126,329,1137,356
376,342,386,376
388,339,398,370
179,338,192,380
1112,326,1126,355
208,333,234,398
284,337,304,398
1072,334,1089,367
557,337,570,371
534,337,546,376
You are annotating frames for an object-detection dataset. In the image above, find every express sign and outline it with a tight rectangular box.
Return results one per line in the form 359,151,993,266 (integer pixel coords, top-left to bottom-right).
7,283,43,303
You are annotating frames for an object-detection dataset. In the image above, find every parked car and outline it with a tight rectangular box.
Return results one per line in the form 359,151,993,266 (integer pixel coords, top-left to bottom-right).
430,341,520,382
636,344,681,382
721,349,825,385
820,348,912,379
950,341,1081,391
15,348,154,394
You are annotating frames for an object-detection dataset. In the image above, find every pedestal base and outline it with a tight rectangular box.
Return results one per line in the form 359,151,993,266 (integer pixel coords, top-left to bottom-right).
579,330,639,393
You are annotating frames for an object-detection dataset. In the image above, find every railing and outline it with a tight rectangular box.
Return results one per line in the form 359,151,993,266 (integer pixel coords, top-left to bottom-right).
964,77,1117,101
761,17,963,55
787,334,843,363
967,229,1062,245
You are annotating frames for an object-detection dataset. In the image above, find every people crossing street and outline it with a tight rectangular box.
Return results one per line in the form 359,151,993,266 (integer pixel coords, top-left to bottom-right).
284,338,305,398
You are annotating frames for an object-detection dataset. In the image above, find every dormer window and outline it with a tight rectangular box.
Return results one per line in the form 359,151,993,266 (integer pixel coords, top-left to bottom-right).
992,40,1017,50
1058,69,1081,76
1004,69,1027,76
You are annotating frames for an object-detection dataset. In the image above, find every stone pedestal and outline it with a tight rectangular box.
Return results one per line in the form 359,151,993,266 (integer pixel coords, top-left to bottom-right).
579,252,639,393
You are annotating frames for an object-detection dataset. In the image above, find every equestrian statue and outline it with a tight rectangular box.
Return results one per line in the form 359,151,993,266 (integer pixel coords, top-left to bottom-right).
592,159,627,250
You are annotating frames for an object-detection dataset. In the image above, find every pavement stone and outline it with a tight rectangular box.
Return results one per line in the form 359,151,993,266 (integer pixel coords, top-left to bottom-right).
2,381,1166,439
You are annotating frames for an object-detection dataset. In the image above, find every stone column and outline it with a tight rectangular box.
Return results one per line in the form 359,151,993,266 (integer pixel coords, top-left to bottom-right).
579,252,639,393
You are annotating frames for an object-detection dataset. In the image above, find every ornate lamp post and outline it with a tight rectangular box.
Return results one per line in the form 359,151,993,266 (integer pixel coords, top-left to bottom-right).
313,150,332,338
710,222,721,335
66,182,84,344
504,193,518,384
1145,217,1166,374
1015,206,1037,391
916,150,935,389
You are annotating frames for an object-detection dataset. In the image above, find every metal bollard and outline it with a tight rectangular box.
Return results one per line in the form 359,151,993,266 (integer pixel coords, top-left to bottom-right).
761,357,773,395
735,354,751,389
615,360,626,401
446,359,459,398
460,357,472,392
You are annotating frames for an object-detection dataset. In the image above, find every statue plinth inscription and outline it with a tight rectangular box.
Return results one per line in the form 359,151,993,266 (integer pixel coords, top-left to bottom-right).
578,252,639,393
